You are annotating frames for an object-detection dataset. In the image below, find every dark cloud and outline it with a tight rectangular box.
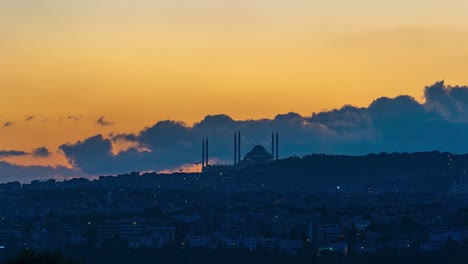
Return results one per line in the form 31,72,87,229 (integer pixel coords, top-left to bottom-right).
60,135,115,174
67,115,83,121
96,116,114,126
311,105,370,129
196,114,235,127
0,150,28,158
56,81,468,176
25,115,34,121
60,135,154,175
368,95,427,122
32,147,51,158
3,121,13,127
424,81,468,122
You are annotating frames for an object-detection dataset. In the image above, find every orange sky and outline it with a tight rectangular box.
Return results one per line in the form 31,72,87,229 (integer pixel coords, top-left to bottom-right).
1,0,468,167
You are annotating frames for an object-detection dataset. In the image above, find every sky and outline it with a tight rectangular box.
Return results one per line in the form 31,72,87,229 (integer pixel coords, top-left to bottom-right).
1,1,468,182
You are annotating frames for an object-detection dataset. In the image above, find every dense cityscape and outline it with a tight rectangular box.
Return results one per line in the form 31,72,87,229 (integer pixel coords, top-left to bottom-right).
1,148,468,263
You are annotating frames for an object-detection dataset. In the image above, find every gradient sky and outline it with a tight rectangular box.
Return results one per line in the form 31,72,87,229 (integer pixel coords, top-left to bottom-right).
1,0,468,170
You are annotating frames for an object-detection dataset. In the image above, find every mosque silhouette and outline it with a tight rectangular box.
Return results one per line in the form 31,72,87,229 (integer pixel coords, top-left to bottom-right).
200,131,279,174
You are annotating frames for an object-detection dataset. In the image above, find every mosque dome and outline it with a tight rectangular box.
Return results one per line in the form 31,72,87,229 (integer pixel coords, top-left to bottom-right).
242,145,274,165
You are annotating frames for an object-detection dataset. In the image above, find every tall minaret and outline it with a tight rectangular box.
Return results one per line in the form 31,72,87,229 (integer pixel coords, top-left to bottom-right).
205,137,209,167
237,131,241,163
234,132,237,165
202,138,205,168
271,132,275,157
275,131,279,160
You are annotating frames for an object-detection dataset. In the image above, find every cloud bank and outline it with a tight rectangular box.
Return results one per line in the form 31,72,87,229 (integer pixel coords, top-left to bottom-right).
3,81,468,181
55,81,468,175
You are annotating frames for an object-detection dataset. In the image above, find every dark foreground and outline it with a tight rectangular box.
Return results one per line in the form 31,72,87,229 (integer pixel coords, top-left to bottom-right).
4,247,468,264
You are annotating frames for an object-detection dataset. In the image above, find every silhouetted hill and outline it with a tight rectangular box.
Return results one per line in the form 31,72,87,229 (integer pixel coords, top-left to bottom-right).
234,151,466,192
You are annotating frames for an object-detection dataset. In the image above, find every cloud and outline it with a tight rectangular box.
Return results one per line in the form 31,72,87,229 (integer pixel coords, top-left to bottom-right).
0,150,28,158
311,105,370,130
60,135,115,174
51,81,468,176
32,147,51,158
3,121,13,127
67,115,83,121
424,81,468,122
59,135,153,175
25,115,34,121
96,116,114,126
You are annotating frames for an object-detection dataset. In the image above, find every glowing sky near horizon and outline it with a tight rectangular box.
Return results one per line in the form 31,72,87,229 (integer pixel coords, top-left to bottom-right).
1,0,468,167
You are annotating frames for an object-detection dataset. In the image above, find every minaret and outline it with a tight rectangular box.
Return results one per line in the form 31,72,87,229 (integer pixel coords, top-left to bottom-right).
234,133,237,165
205,137,209,167
271,132,275,157
202,138,205,168
237,131,241,163
275,131,279,160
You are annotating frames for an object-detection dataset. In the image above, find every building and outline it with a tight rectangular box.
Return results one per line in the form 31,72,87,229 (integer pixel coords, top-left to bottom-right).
239,145,274,166
201,131,280,174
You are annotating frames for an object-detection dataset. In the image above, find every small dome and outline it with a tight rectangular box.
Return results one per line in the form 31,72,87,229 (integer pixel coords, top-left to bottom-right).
242,145,273,165
249,145,270,155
